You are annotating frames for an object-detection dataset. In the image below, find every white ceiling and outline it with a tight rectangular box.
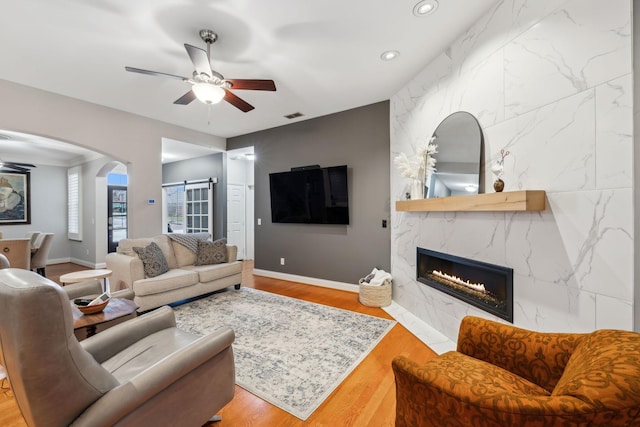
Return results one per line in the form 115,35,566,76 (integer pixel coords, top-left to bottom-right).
0,0,497,165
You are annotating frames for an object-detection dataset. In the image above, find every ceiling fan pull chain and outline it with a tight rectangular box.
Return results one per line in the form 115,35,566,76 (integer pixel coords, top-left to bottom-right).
208,104,211,125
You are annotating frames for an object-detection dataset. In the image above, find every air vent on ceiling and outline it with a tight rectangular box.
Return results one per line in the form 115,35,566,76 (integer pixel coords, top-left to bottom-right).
284,112,304,119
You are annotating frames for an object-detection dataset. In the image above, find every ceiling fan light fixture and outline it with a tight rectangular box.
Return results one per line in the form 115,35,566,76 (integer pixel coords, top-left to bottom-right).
192,83,225,105
413,0,439,16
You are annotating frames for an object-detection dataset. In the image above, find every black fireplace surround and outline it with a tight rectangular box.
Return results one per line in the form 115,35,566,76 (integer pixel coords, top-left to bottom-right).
417,248,514,322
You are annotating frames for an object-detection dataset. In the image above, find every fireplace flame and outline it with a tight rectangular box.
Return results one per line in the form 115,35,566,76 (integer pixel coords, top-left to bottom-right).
432,270,487,293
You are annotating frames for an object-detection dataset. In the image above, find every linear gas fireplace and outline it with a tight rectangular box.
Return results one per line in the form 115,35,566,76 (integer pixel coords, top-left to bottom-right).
417,248,513,322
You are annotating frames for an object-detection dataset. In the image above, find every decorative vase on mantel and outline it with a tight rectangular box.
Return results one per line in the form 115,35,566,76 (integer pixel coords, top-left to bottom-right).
410,179,424,200
491,149,510,193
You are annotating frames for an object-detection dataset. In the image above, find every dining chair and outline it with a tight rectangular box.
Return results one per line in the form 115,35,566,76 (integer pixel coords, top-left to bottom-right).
31,232,45,250
25,231,41,247
30,233,54,276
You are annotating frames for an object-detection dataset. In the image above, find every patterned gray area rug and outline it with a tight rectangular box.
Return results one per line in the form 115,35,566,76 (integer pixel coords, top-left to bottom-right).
173,287,396,420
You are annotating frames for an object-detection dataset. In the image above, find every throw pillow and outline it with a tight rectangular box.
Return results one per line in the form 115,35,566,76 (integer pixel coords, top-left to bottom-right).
195,238,228,266
133,241,170,278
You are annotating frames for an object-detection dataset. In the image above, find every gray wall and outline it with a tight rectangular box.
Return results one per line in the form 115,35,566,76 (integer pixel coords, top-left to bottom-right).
162,153,226,240
228,101,390,284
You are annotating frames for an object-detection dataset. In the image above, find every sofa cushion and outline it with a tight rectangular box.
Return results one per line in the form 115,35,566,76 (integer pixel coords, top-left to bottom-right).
183,261,243,283
169,233,210,267
195,239,228,265
132,269,199,296
172,241,197,267
552,330,640,410
117,235,177,269
133,242,169,278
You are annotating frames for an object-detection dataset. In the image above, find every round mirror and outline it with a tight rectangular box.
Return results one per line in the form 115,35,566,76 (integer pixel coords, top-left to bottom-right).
425,111,483,198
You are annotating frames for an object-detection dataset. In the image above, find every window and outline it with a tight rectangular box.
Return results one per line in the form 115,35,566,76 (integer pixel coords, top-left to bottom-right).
165,185,186,233
67,166,82,241
163,182,212,234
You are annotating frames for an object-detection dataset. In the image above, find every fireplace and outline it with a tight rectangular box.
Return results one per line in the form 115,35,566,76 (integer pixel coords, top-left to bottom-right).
417,248,513,322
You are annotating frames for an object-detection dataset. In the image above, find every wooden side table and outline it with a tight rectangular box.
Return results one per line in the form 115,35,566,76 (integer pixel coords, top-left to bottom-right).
72,298,138,340
60,269,112,292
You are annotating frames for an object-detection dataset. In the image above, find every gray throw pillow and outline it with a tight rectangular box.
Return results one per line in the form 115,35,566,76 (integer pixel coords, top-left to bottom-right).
195,238,228,266
133,241,170,278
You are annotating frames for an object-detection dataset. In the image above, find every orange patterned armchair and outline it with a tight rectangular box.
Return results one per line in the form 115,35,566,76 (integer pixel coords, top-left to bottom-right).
393,316,640,426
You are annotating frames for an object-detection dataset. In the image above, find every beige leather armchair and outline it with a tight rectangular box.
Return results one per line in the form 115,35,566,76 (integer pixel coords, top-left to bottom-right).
0,268,236,427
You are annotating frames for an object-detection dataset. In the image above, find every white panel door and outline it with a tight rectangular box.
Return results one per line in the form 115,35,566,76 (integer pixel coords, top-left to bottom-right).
227,184,246,260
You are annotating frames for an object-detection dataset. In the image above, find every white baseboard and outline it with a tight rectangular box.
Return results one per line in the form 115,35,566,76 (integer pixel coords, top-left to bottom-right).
66,258,106,269
253,269,359,293
47,257,71,265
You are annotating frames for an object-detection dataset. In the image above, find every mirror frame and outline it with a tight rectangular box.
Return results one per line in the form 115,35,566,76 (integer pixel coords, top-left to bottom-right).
425,111,484,198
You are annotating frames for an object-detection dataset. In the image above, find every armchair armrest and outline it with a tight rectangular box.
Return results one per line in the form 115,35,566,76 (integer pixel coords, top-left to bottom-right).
105,252,144,291
72,326,235,427
63,279,102,300
456,316,585,392
81,306,176,363
64,279,134,300
64,279,134,301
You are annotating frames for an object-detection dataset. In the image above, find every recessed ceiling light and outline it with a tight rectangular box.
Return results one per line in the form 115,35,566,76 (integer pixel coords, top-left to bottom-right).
380,50,400,61
413,0,439,17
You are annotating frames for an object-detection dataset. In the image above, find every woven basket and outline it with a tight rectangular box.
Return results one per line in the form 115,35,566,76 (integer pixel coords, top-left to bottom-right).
358,278,392,307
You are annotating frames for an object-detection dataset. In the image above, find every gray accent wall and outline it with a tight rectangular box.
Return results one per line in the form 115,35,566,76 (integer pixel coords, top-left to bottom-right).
162,153,226,240
228,101,390,284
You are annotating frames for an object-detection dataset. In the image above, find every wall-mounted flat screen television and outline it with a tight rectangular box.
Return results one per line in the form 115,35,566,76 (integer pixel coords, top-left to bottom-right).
269,165,349,224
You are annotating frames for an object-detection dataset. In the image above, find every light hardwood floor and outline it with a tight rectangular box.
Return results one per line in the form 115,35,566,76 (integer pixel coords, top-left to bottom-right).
0,262,437,427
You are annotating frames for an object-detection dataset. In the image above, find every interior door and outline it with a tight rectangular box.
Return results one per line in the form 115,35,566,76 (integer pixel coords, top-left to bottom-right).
227,184,246,260
107,185,127,253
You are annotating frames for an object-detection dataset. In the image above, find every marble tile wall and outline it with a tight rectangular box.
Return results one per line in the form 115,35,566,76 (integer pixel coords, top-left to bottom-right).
390,0,633,341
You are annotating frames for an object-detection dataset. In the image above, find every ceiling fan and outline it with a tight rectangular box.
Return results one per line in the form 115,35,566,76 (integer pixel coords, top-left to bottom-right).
125,29,276,112
0,159,36,173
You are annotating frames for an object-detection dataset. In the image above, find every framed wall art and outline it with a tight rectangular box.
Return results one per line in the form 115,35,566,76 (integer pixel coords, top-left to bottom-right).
0,171,30,225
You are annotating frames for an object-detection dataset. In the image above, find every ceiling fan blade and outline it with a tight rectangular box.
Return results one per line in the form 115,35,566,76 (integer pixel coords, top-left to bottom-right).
227,79,276,91
6,162,36,168
223,90,255,112
184,44,212,77
2,164,30,172
174,90,197,105
125,66,188,81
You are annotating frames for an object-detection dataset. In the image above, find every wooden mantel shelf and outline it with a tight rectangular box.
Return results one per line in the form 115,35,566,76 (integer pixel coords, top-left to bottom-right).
395,190,546,212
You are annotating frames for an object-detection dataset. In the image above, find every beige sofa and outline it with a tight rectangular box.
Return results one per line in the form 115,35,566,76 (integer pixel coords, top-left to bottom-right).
105,235,242,312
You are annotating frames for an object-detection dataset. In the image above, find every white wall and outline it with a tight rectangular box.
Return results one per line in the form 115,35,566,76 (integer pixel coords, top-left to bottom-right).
0,80,226,244
0,165,70,262
390,0,633,341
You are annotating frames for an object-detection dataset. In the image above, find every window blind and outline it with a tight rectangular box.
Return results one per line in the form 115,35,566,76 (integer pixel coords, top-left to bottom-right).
68,166,82,241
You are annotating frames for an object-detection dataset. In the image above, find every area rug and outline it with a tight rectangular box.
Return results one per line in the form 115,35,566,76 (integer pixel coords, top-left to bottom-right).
173,287,396,420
